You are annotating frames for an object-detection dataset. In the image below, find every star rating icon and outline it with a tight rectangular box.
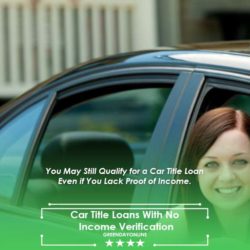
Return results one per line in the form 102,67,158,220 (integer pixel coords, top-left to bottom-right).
127,239,134,247
106,239,113,247
116,239,124,247
105,239,144,247
137,239,144,247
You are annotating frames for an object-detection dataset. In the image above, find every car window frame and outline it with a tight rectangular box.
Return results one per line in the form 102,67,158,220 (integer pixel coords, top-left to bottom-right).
10,94,56,205
170,71,250,203
0,93,55,206
132,71,205,203
182,73,250,154
18,70,180,207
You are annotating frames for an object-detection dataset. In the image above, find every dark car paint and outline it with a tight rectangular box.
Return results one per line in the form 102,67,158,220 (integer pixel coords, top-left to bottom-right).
2,50,250,119
1,49,250,205
2,50,250,250
14,74,178,205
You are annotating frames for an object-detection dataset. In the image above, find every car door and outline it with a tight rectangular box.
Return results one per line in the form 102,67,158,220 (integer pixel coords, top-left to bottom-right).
1,67,193,249
21,70,180,205
146,70,250,204
162,70,250,247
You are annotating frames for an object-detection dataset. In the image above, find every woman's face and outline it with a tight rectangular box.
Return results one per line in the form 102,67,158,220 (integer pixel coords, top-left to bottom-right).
197,129,250,212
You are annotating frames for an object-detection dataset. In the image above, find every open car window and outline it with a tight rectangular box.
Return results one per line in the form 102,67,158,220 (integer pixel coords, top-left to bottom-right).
173,77,250,243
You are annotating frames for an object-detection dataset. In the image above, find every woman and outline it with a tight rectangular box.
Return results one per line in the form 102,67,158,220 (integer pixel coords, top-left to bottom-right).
181,107,250,243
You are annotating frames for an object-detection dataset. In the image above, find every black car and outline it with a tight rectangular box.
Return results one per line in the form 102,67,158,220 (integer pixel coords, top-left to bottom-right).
1,50,250,249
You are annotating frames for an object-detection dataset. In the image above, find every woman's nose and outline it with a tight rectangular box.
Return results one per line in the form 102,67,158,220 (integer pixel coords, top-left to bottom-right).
217,165,236,182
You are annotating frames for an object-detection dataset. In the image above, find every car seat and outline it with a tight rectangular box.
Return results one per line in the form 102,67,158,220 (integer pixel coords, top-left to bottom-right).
24,131,134,207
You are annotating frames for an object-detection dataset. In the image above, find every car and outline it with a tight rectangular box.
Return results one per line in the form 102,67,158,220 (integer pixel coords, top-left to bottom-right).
1,49,250,249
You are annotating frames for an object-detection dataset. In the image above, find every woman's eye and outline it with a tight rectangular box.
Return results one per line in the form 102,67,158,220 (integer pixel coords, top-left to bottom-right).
204,161,219,168
232,159,248,166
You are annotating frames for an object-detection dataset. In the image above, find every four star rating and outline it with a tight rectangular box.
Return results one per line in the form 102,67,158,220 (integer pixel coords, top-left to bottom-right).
105,239,144,247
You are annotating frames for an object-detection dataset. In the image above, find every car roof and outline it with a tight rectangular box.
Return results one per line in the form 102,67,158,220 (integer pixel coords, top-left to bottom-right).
2,49,250,116
30,49,250,93
7,50,250,94
65,49,250,73
49,49,250,83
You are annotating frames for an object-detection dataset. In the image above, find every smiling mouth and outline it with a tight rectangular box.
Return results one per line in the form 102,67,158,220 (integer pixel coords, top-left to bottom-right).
215,187,241,194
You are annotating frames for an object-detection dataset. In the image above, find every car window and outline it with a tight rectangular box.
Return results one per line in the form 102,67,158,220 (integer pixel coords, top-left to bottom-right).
23,87,171,208
172,79,250,203
171,78,250,202
224,94,250,114
171,78,250,243
0,100,46,200
178,78,250,171
193,81,250,119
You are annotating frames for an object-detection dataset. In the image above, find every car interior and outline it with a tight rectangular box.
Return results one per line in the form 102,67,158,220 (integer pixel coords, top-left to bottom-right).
24,86,250,208
23,88,169,208
173,87,250,203
24,131,136,207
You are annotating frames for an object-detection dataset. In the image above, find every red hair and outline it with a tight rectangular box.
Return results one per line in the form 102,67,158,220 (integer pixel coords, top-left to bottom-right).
179,107,250,237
